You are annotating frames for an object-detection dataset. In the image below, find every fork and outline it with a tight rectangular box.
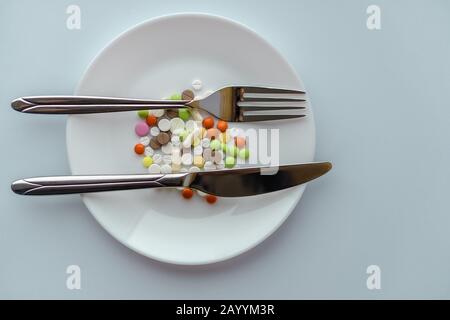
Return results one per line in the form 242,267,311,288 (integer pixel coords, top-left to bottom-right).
11,86,306,122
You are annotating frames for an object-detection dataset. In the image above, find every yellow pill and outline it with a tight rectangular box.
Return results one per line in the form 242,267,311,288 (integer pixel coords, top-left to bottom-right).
142,156,153,168
171,162,181,172
199,127,207,138
219,132,230,143
192,136,201,147
193,156,205,168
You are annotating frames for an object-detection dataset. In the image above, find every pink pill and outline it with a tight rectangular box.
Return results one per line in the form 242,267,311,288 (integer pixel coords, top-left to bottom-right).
135,121,149,136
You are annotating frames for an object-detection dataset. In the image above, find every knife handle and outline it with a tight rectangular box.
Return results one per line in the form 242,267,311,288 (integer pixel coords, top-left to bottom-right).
11,96,189,114
11,174,188,195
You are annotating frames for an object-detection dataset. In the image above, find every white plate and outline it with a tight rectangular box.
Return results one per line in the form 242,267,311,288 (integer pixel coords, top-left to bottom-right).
67,13,315,265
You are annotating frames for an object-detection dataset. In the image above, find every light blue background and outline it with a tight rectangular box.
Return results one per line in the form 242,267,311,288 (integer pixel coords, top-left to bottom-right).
1,0,449,299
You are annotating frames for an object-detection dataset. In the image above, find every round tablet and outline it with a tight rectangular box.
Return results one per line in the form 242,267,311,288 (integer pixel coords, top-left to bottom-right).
193,145,203,155
162,155,172,164
203,148,213,161
216,162,225,170
135,121,149,136
188,166,201,173
149,137,161,149
139,136,150,146
148,164,161,173
152,153,162,164
192,79,202,91
161,142,173,154
152,109,165,117
201,138,210,148
158,118,171,132
185,120,197,132
171,135,180,145
166,109,178,119
204,161,216,171
144,146,154,156
213,150,224,163
170,117,185,132
160,164,172,174
181,153,193,166
157,132,170,145
150,126,160,137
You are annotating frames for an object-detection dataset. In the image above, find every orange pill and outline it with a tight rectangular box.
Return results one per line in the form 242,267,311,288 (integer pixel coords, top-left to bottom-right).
202,117,214,129
217,120,228,132
146,115,157,126
182,188,194,199
235,136,246,148
205,194,217,204
206,128,220,140
134,143,145,154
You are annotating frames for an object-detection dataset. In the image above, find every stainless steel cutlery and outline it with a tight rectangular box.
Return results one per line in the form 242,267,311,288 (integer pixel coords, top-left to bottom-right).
11,86,307,122
11,162,332,196
11,86,331,197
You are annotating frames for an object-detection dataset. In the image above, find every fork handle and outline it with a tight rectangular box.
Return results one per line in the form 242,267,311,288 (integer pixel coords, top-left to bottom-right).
11,96,190,114
11,173,189,195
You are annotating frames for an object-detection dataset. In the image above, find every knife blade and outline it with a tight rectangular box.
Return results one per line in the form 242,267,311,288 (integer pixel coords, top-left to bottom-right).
11,162,332,196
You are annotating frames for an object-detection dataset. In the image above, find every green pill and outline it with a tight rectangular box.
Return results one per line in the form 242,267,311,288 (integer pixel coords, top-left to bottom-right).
179,129,188,141
226,145,237,157
178,108,190,121
225,156,235,168
238,148,250,159
170,93,182,100
137,110,149,119
210,139,221,151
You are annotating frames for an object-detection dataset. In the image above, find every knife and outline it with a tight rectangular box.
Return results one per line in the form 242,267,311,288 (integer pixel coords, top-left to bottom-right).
11,162,332,197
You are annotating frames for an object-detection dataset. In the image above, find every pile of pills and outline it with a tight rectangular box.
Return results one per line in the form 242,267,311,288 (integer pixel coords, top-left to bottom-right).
133,89,250,204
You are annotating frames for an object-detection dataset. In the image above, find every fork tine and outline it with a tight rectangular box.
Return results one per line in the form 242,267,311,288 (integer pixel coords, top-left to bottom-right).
240,87,305,101
242,86,305,94
240,113,306,122
239,106,305,111
237,101,306,108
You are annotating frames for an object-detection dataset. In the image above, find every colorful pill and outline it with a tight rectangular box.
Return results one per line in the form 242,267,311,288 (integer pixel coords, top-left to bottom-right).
235,136,246,149
202,117,214,129
193,155,205,168
217,120,228,132
238,148,250,159
205,194,217,204
135,121,149,136
170,93,182,100
178,108,190,121
142,156,153,168
137,110,149,119
146,115,157,126
150,137,161,149
134,143,145,155
206,128,220,139
210,139,221,151
182,188,194,199
225,156,235,168
157,132,170,145
226,144,238,157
